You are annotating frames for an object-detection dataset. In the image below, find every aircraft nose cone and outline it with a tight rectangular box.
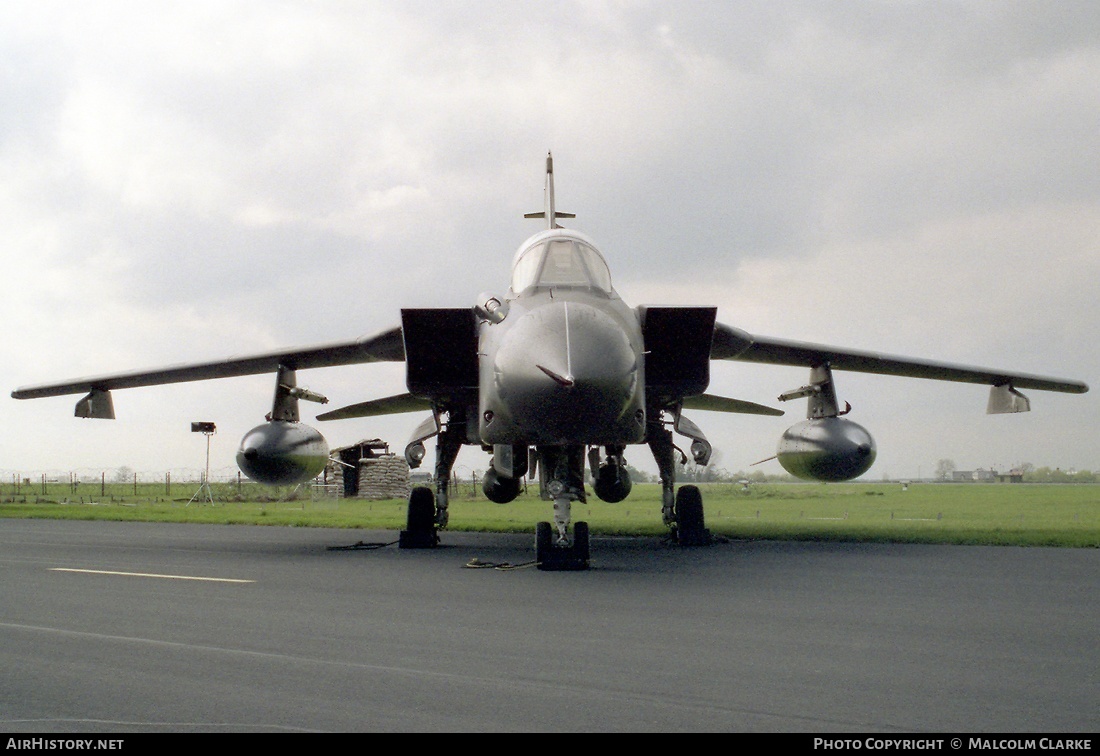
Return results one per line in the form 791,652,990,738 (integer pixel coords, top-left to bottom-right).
488,301,639,443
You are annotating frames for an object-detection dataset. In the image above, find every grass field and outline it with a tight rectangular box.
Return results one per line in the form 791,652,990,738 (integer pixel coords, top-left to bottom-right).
2,480,1098,547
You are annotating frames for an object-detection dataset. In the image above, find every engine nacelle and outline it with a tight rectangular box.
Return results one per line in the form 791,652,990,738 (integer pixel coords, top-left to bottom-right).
776,417,876,482
236,421,329,486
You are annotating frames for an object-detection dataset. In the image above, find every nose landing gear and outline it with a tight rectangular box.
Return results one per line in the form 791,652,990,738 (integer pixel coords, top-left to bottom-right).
536,519,590,571
533,445,591,570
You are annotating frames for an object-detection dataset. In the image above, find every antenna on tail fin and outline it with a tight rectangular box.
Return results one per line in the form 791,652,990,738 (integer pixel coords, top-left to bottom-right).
524,152,575,229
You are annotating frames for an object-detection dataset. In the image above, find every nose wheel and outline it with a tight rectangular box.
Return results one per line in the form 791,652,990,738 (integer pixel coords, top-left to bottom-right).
535,520,590,571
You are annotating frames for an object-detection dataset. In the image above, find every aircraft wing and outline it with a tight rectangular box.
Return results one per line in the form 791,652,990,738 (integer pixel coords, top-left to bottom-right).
11,326,405,400
316,393,431,421
712,322,1089,394
681,394,784,416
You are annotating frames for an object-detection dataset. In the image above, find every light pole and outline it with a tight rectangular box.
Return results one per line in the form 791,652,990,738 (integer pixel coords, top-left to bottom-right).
187,422,217,506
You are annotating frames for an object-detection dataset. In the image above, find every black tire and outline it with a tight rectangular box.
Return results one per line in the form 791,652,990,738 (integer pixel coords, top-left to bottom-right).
406,486,435,532
535,520,590,571
676,485,709,545
535,521,553,565
573,520,590,562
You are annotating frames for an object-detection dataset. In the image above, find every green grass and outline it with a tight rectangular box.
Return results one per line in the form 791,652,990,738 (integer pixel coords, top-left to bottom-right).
3,481,1098,547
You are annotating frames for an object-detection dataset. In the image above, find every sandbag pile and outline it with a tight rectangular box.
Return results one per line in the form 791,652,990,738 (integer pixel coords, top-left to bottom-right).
357,454,411,500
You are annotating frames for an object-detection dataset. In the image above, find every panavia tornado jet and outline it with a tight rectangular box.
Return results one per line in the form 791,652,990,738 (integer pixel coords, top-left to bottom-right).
12,154,1089,570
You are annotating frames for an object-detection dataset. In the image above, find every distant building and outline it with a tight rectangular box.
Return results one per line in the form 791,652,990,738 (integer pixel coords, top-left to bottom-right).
951,468,1014,483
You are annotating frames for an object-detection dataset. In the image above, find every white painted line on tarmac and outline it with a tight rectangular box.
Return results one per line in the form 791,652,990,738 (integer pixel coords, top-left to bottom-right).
49,568,254,583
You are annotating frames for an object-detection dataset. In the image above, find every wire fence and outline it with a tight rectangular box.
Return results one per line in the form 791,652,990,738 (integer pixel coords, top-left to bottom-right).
0,468,314,502
0,466,497,503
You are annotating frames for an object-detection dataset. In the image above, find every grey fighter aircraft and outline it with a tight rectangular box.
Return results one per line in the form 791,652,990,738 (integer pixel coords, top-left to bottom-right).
12,154,1089,570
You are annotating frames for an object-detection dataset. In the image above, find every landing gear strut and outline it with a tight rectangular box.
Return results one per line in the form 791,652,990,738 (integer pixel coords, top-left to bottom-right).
648,420,714,546
534,445,591,570
400,414,465,550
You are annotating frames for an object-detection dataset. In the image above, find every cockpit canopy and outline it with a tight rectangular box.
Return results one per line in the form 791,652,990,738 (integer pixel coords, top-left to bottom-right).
510,231,612,296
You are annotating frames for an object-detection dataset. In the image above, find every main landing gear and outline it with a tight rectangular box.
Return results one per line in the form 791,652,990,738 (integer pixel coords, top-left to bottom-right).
398,486,439,548
648,420,714,547
399,415,465,550
531,445,591,571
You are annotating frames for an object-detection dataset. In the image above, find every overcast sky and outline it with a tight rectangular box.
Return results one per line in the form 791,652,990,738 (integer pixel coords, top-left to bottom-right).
3,1,1096,484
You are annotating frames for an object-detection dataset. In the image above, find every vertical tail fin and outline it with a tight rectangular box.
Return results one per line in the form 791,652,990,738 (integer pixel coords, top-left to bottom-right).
524,152,575,229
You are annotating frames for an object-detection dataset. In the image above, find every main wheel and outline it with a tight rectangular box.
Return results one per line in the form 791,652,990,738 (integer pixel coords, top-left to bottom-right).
399,486,438,548
406,486,435,531
675,485,710,546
